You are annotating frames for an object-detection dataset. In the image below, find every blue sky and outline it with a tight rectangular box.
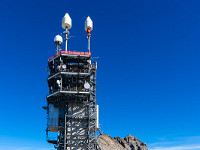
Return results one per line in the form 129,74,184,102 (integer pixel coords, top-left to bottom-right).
0,0,200,150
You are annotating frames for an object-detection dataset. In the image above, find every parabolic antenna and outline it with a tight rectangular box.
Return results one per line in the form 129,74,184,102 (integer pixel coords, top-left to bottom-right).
62,64,66,69
84,82,90,89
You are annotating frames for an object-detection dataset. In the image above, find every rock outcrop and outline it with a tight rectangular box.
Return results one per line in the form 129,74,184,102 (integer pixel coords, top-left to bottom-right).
98,134,148,150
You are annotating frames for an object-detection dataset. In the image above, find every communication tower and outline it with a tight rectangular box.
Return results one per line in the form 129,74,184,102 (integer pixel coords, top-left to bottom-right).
45,13,101,150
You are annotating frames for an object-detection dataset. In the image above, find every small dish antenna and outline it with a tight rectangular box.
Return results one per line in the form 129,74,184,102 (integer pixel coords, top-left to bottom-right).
84,82,90,89
62,64,66,70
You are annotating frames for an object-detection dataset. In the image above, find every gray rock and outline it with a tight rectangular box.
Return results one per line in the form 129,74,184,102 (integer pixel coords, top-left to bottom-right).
98,134,148,150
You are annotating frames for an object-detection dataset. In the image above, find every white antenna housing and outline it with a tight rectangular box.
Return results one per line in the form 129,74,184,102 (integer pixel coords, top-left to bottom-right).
62,13,72,29
85,16,93,31
54,35,63,46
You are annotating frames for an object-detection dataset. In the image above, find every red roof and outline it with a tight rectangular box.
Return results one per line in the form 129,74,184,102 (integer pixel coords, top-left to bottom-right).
48,51,91,61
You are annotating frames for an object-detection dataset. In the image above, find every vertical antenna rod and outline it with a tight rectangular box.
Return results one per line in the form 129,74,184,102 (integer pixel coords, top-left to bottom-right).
87,29,91,53
62,13,72,51
64,28,69,51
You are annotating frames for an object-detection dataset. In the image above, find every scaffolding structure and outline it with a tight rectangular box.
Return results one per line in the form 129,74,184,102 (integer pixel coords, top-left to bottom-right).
46,51,101,150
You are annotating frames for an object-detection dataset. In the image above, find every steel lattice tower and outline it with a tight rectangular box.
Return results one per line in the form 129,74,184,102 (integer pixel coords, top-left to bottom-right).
45,13,102,150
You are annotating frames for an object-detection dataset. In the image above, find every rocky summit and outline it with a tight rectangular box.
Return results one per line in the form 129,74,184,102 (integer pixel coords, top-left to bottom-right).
98,134,148,150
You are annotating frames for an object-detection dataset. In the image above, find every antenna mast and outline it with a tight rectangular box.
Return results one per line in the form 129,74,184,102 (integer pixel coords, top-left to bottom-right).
62,13,72,51
85,16,93,53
